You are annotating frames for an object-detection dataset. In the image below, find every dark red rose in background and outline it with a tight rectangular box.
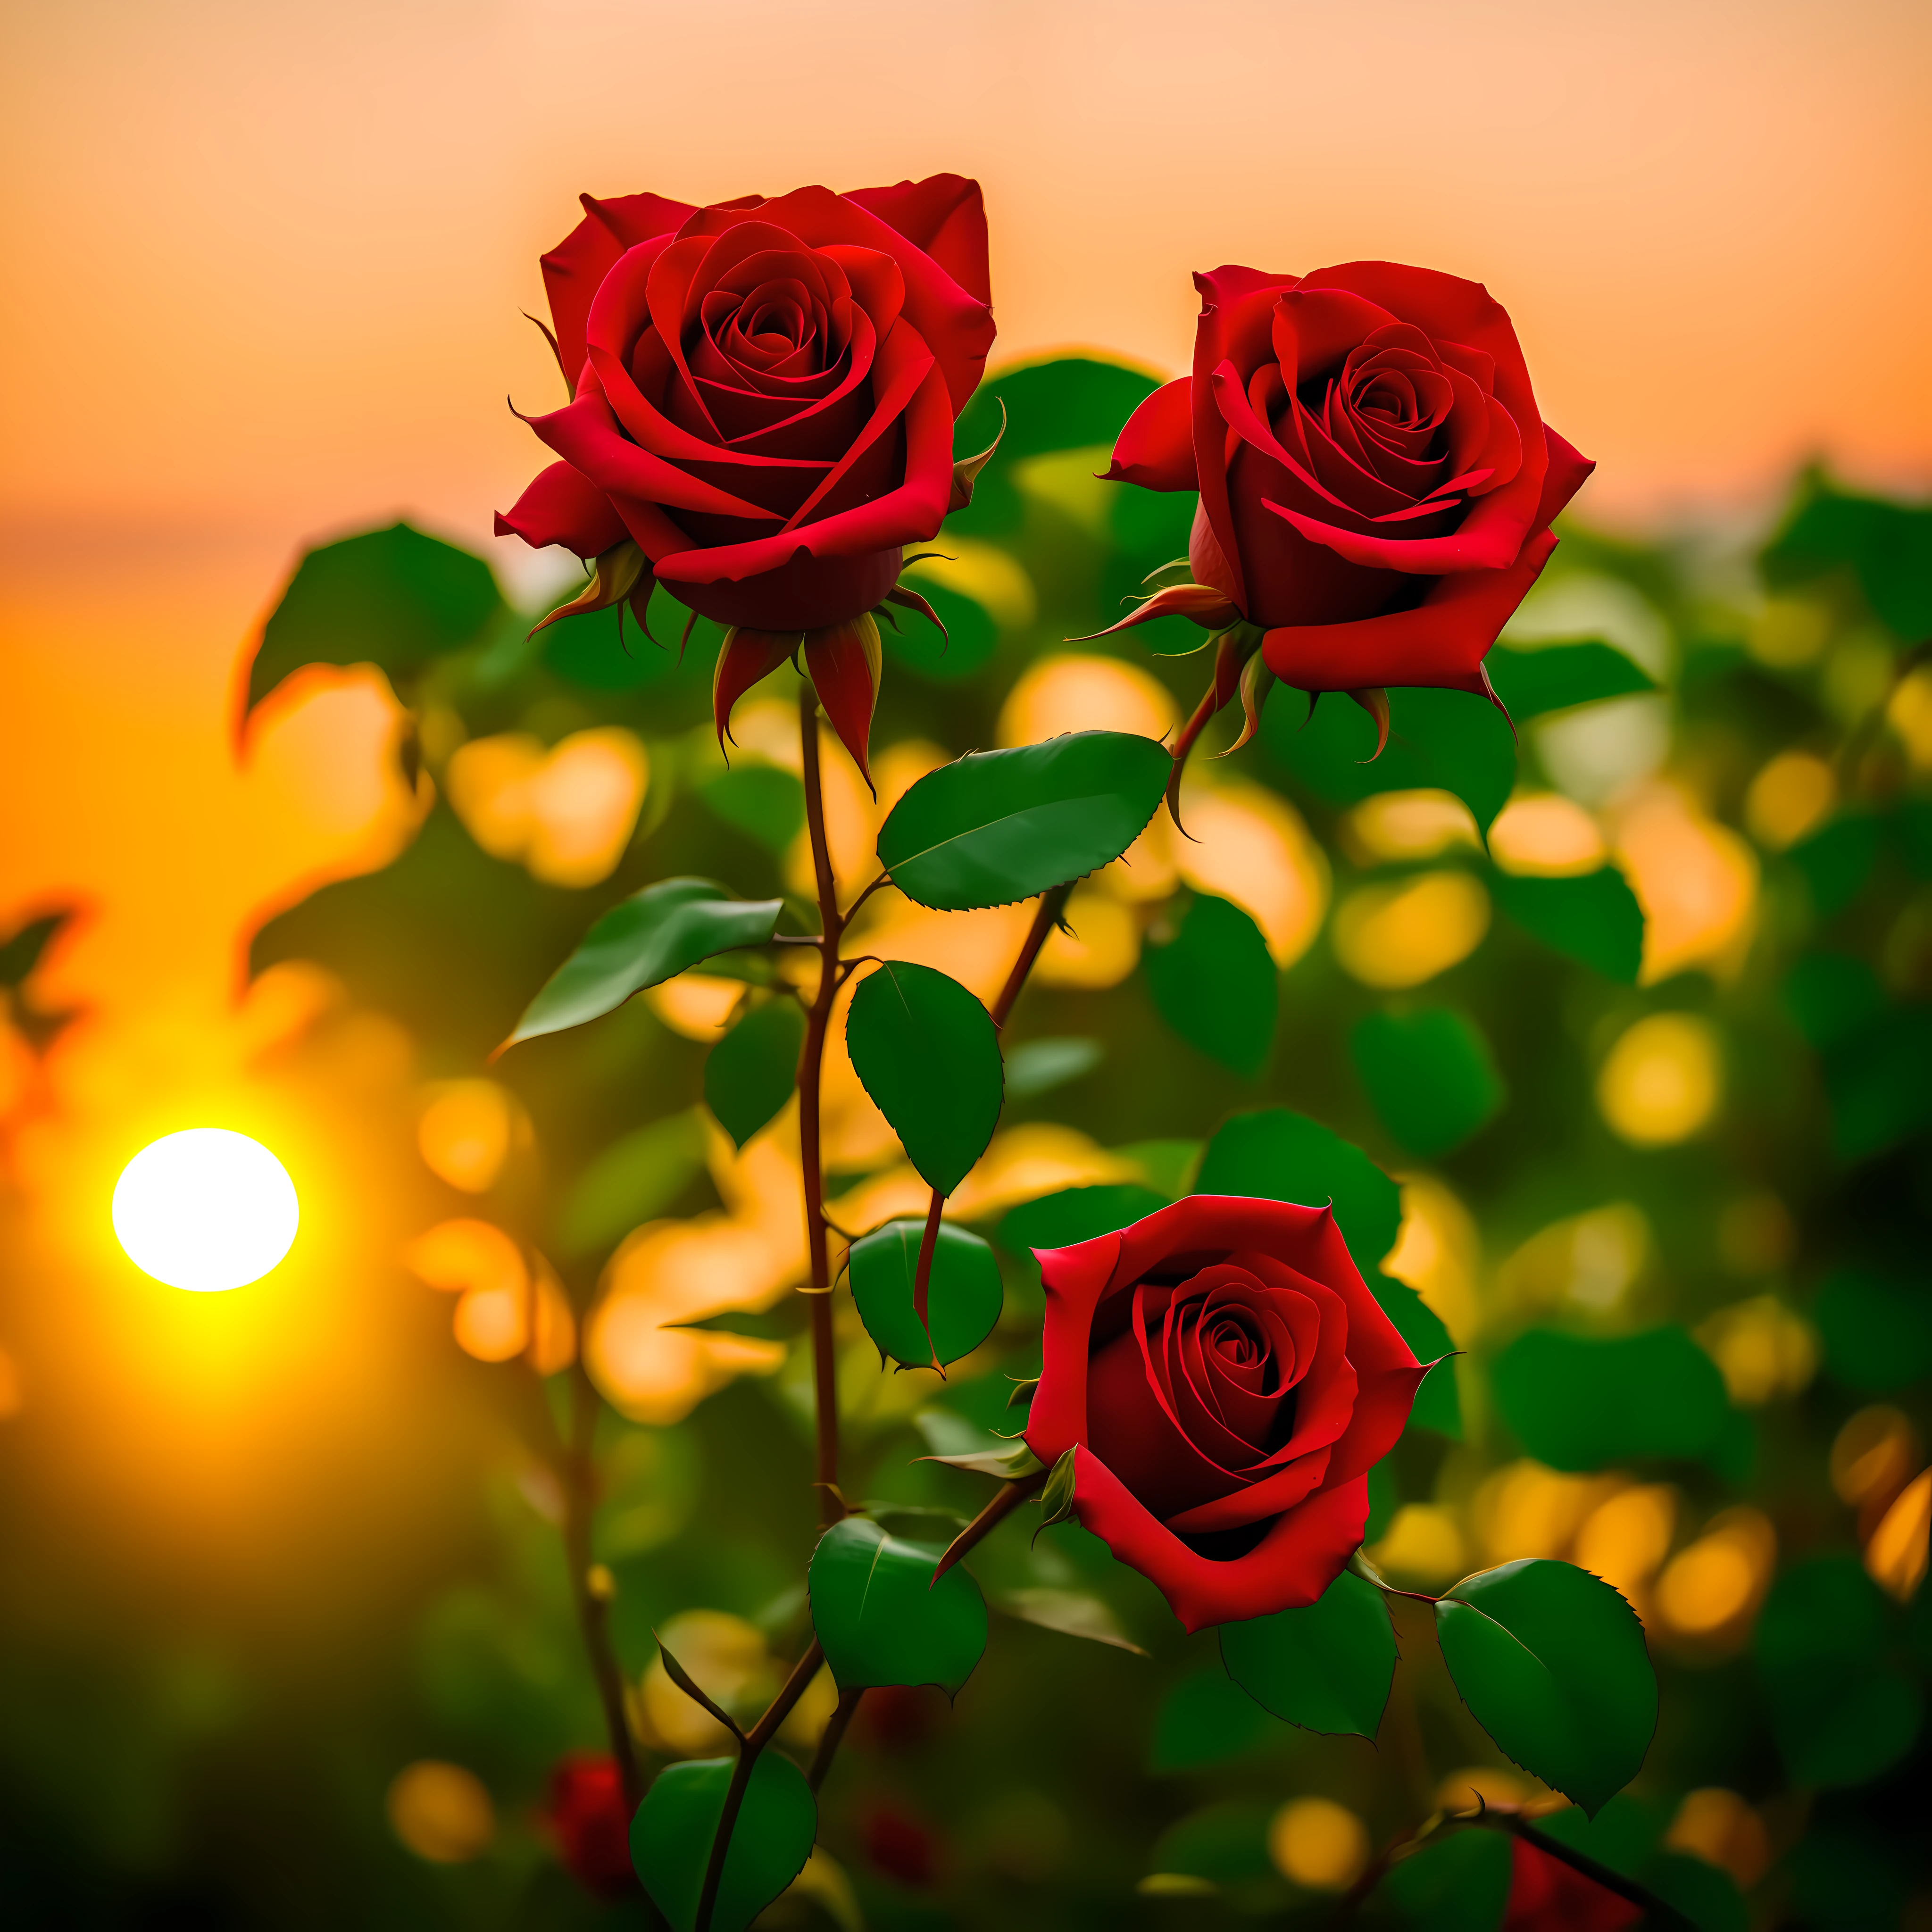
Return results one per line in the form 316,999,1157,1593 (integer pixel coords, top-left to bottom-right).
544,1752,637,1900
497,175,994,638
1097,261,1592,790
1502,1838,1641,1931
1025,1196,1428,1632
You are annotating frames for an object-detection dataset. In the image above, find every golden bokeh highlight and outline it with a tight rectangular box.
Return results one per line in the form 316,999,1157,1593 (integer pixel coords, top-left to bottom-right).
1370,1504,1467,1588
1831,1406,1922,1512
1654,1507,1777,1644
1610,784,1758,985
402,1218,575,1372
416,1079,525,1193
1383,1176,1481,1346
642,974,746,1043
1268,1797,1370,1891
1665,1789,1772,1891
1332,871,1490,988
1574,1483,1676,1617
1035,885,1141,988
1865,1470,1931,1603
1496,1203,1650,1314
1472,1461,1629,1566
1888,665,1932,768
1597,1013,1721,1146
1170,779,1330,968
1343,790,1479,865
1747,598,1832,669
1695,1295,1817,1406
386,1760,496,1864
995,654,1178,748
630,1609,837,1757
1488,794,1608,877
444,726,647,887
1744,750,1836,851
403,1217,524,1298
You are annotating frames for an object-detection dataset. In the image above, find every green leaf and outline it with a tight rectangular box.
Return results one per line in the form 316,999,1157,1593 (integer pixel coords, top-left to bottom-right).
1195,1108,1400,1276
1374,1829,1512,1931
553,1109,708,1259
1761,472,1932,640
1490,869,1644,982
1491,1327,1731,1472
629,1750,816,1932
950,356,1160,535
1374,1277,1460,1437
1434,1558,1657,1815
808,1516,988,1696
1814,1266,1932,1391
1756,1556,1923,1787
704,1000,805,1149
921,1440,1043,1480
844,962,1003,1194
1790,812,1884,916
848,1219,1003,1368
244,521,504,719
506,880,781,1049
996,1183,1172,1264
1824,1006,1932,1160
540,601,682,692
883,575,999,683
994,1587,1148,1655
1350,1007,1505,1157
1643,1852,1749,1932
875,732,1172,911
1784,953,1886,1049
1148,1801,1276,1885
1483,641,1657,720
700,766,807,856
1003,1035,1103,1097
1149,1670,1278,1773
1219,1568,1395,1739
1113,1139,1202,1196
1261,683,1517,837
1144,893,1278,1077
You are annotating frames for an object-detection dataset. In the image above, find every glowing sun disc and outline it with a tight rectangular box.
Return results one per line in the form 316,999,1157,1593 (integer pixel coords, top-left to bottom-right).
112,1129,300,1292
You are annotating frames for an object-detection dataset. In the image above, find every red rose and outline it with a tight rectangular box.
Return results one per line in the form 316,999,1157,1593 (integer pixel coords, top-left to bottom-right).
544,1752,637,1899
1025,1196,1428,1632
1098,261,1592,782
496,178,996,780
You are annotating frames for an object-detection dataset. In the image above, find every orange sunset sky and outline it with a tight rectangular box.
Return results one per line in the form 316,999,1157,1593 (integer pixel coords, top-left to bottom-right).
1,0,1930,1020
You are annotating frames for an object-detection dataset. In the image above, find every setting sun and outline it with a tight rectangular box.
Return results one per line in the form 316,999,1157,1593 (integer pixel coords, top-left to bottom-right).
111,1128,300,1292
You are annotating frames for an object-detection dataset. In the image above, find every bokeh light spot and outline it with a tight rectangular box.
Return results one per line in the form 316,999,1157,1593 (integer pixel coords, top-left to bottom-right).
112,1129,299,1292
1743,749,1835,850
1597,1013,1721,1145
1268,1797,1369,1890
1332,871,1489,988
386,1760,495,1864
1489,793,1608,876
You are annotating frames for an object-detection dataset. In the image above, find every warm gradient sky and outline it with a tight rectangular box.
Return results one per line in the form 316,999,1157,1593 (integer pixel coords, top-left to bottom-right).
1,0,1930,995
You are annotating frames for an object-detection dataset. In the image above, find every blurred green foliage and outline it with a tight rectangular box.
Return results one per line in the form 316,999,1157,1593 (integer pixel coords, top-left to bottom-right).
6,358,1932,1929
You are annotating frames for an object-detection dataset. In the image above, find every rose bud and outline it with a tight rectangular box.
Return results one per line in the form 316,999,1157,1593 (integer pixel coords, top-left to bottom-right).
497,177,999,774
1024,1196,1431,1632
544,1752,638,1900
1096,261,1594,803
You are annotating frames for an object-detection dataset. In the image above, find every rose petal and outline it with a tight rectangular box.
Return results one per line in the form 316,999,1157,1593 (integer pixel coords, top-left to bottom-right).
494,461,627,558
1070,1448,1370,1632
1106,377,1198,491
541,191,696,389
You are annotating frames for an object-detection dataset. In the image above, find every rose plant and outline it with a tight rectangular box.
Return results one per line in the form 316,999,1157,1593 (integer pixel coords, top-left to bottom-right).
236,181,1701,1932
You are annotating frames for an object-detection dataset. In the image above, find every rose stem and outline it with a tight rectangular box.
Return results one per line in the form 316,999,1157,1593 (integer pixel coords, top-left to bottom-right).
796,682,844,1525
807,1688,863,1790
1333,1806,1696,1930
693,1636,826,1932
906,882,1073,1336
558,1357,642,1808
931,1469,1049,1585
